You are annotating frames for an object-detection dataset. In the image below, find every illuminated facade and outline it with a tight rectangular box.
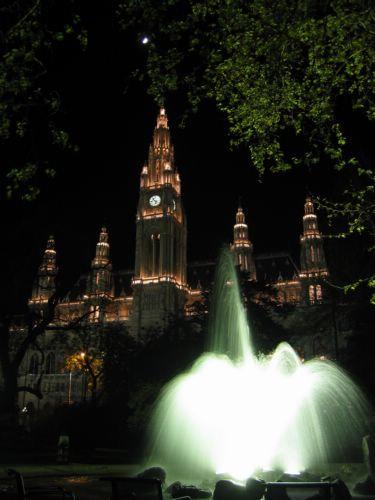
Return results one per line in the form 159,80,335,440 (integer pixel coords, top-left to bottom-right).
132,108,187,332
17,108,331,410
28,110,330,329
229,199,328,305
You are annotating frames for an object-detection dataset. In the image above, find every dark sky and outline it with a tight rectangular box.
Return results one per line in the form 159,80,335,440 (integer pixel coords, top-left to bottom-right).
1,2,363,311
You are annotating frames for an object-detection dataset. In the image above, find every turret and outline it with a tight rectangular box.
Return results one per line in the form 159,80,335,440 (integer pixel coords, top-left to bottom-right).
299,197,328,303
86,227,113,298
29,235,58,306
231,205,256,280
139,108,181,194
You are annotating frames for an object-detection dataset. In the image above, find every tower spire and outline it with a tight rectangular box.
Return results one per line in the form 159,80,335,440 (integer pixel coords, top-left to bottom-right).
86,227,113,298
231,205,256,279
299,196,328,303
92,227,110,268
132,107,187,333
29,235,58,306
156,107,168,129
139,107,180,193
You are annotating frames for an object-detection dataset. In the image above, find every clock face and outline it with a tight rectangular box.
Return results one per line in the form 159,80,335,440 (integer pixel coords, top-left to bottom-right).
149,195,161,207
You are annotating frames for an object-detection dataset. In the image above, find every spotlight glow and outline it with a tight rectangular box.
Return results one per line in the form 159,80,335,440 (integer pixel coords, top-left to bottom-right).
141,36,149,45
147,249,370,482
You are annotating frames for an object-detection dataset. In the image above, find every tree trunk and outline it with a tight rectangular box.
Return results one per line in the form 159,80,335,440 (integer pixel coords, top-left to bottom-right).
91,376,97,406
0,366,19,424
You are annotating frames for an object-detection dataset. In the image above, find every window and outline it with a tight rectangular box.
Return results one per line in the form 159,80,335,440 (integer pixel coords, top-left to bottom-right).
90,304,100,322
310,246,315,262
309,285,315,304
45,352,55,374
151,233,160,275
29,354,38,374
316,284,322,302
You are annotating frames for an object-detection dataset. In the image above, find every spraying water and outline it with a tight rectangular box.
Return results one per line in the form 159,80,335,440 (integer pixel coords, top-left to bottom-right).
147,249,370,481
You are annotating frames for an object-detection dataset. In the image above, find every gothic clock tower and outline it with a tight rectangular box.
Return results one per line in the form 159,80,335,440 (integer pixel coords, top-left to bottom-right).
131,108,187,333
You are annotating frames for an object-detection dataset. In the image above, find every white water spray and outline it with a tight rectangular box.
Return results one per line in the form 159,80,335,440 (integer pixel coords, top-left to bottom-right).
148,249,370,481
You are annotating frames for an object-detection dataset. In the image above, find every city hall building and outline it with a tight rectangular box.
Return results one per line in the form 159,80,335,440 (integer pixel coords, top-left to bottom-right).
19,108,329,410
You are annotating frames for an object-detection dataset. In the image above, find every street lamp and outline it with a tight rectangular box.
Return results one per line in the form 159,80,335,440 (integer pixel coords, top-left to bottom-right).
80,352,87,402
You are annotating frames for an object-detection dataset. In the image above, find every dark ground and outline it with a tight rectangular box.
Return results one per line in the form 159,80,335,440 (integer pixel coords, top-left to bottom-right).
0,451,374,500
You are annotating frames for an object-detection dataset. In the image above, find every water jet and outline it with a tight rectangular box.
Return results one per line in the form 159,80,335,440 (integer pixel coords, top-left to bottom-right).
147,249,370,482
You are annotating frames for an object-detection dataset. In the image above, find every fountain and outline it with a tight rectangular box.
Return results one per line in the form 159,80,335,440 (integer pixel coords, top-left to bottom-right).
147,249,371,483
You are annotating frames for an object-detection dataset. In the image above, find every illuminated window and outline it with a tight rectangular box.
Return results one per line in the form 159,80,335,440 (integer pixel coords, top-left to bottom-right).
311,246,315,262
29,354,38,374
151,233,160,275
316,284,322,302
90,305,100,322
45,352,55,374
309,285,315,304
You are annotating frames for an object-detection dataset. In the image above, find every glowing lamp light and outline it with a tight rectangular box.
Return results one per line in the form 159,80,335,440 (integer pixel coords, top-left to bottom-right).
141,36,149,45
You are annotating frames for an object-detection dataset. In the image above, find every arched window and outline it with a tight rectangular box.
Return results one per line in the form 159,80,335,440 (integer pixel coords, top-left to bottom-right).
310,246,315,263
45,352,55,374
90,304,100,322
151,233,160,275
316,284,322,302
309,285,315,304
29,354,38,375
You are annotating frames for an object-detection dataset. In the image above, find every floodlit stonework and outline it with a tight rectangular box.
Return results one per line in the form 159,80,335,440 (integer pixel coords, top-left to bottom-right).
18,108,330,410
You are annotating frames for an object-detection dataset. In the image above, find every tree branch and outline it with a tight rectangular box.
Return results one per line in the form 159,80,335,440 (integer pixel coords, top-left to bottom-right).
6,0,41,38
16,385,43,399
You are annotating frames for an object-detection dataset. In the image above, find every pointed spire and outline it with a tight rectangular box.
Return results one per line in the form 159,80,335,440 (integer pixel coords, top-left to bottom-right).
304,196,315,216
87,227,113,298
156,107,168,129
302,196,320,236
234,206,249,243
236,205,246,225
29,235,58,304
39,235,57,274
299,195,328,280
139,106,181,192
231,205,256,279
91,227,110,269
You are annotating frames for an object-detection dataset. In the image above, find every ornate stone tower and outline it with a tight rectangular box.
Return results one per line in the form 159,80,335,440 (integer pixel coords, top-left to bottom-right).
85,227,113,321
299,197,329,304
131,108,187,333
29,235,57,309
231,205,256,280
86,227,113,297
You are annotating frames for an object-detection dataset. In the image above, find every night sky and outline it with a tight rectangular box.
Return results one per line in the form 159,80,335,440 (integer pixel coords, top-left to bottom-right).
1,2,368,312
